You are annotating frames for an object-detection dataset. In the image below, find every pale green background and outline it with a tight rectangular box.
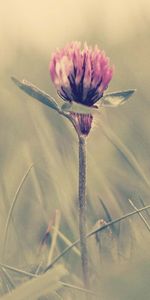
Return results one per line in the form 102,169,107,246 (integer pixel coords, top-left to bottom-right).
0,1,150,299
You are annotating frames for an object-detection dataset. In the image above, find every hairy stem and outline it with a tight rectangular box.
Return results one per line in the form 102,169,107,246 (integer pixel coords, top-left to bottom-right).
78,135,89,288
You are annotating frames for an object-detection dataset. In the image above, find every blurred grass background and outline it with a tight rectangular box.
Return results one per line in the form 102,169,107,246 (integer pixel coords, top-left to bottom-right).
1,0,150,299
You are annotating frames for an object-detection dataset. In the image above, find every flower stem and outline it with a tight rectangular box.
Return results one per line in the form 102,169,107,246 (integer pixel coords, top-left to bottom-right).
78,135,89,289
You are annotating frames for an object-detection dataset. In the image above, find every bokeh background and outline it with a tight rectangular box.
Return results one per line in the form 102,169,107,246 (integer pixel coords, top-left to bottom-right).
1,0,150,299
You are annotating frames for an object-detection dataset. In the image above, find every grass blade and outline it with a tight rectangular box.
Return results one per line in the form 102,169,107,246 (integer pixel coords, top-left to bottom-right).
128,199,150,232
47,210,61,266
2,164,34,259
1,265,67,300
45,205,150,271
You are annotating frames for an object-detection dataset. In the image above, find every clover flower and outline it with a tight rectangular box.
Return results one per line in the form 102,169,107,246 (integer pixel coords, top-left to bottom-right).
49,42,113,136
11,41,135,289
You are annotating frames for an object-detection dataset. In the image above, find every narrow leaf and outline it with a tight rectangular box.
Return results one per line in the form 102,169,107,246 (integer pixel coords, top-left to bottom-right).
11,77,59,111
128,199,150,232
1,265,67,300
2,164,34,259
101,89,136,107
60,281,97,296
52,226,80,257
45,205,150,271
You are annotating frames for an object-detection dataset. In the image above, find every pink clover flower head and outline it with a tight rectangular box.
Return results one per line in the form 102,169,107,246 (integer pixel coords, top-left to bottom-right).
50,41,114,107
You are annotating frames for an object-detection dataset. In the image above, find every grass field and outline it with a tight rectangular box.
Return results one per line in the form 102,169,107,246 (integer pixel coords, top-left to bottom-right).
0,1,150,299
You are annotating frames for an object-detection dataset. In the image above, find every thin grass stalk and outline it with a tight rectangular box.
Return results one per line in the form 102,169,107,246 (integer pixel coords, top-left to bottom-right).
128,199,150,231
44,204,150,271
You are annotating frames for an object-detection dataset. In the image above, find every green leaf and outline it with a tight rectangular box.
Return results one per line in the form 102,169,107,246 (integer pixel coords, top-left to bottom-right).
101,89,136,107
1,265,67,300
61,101,97,114
11,77,60,112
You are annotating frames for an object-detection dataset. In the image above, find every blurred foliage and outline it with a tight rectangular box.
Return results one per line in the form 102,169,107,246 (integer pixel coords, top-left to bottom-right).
0,0,150,299
1,265,67,300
